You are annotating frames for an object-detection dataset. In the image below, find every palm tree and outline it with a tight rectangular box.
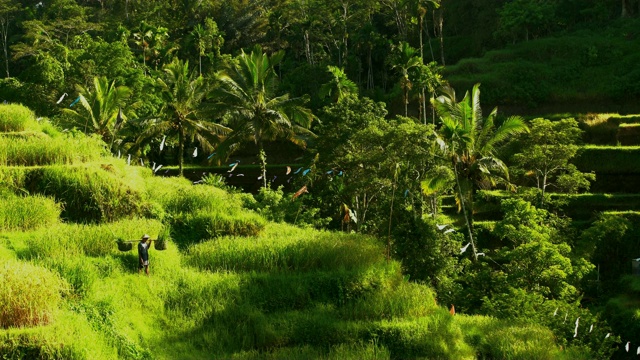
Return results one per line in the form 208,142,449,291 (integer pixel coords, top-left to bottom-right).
391,42,422,117
431,83,528,260
140,58,230,176
212,45,316,188
63,76,131,151
319,65,358,103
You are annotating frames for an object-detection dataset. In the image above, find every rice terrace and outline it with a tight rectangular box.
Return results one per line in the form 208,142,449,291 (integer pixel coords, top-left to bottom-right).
2,1,640,359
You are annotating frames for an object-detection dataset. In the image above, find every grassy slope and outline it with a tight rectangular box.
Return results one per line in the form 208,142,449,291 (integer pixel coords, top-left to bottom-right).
445,18,640,111
0,105,581,359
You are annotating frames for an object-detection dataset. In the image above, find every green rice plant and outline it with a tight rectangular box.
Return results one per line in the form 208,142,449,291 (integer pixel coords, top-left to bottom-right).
0,163,148,222
0,104,39,132
22,219,163,259
455,315,578,360
146,176,243,214
0,307,119,359
338,281,438,321
0,260,65,328
0,133,106,166
0,193,61,231
185,223,385,273
172,210,266,246
226,343,390,359
39,256,112,296
161,270,242,325
371,312,475,360
239,263,401,313
573,145,640,174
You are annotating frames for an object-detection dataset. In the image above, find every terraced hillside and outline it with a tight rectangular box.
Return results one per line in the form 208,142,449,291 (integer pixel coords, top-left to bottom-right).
0,104,589,359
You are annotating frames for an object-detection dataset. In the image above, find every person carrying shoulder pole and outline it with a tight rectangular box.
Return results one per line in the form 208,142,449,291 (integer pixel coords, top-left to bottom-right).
138,234,151,275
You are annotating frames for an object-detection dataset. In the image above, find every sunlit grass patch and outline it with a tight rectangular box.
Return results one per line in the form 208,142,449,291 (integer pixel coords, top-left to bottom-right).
0,193,60,231
0,261,65,329
172,210,266,246
0,133,106,166
21,218,164,259
227,342,390,359
237,262,402,314
0,104,40,132
0,309,118,359
455,315,584,360
185,223,385,273
0,162,148,222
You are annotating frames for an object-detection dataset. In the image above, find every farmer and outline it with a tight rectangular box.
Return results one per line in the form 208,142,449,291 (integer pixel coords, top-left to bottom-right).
138,234,151,275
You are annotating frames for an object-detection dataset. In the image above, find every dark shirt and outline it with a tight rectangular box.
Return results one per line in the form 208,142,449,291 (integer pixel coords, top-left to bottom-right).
138,242,149,261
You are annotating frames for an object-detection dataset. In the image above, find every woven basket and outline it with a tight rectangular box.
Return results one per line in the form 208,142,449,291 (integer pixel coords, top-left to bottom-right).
154,240,167,251
117,241,133,252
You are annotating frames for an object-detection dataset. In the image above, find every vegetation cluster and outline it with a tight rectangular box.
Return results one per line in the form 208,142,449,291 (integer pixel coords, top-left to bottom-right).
2,0,640,358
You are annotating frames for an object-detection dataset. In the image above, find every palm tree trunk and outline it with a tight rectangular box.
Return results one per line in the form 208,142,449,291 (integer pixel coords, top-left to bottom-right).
454,162,477,261
387,164,399,262
178,125,184,177
259,144,267,189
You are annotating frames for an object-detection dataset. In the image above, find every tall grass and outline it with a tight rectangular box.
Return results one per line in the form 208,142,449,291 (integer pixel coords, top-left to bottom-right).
185,223,385,273
22,218,163,259
0,193,61,231
172,210,266,245
0,261,65,328
0,104,39,132
455,315,589,359
0,133,106,166
227,343,390,359
145,176,241,213
0,163,148,222
237,263,402,314
0,310,118,359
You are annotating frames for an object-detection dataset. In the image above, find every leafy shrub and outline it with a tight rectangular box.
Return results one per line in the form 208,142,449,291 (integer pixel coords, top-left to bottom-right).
0,261,65,328
0,193,61,231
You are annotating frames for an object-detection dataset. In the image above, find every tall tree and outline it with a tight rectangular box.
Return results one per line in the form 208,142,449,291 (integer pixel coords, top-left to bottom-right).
431,83,528,260
212,45,316,188
390,42,421,117
0,0,19,78
62,76,132,150
142,58,230,176
512,118,595,207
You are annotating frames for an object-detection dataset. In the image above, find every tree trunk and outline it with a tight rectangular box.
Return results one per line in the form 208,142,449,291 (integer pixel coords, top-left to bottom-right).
454,162,477,261
438,9,445,65
259,144,267,189
404,87,408,117
1,16,10,78
621,0,629,17
387,165,399,262
178,125,184,176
